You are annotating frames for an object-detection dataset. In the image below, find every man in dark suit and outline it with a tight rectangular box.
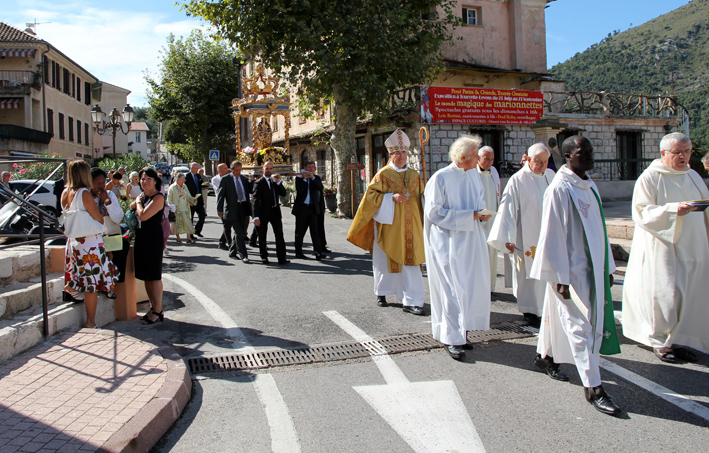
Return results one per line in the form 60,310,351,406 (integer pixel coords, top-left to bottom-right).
253,161,288,265
217,161,252,263
292,161,326,260
184,162,206,237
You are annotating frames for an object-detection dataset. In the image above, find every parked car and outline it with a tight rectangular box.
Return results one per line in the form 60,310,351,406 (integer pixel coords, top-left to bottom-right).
7,180,61,216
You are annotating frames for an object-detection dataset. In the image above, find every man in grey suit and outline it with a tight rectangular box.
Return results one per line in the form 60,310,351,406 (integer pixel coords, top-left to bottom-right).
217,161,252,263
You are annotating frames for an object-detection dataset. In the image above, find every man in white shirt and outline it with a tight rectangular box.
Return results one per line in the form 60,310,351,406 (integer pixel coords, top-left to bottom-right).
424,135,492,360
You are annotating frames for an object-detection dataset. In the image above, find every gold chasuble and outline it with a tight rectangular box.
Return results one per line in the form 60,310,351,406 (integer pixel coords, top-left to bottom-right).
347,165,426,273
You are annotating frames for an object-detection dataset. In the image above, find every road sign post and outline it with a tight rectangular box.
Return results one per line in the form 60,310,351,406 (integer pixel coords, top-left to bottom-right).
209,150,220,161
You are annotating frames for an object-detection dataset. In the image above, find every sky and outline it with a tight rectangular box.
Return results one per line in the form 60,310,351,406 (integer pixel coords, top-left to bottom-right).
2,0,694,107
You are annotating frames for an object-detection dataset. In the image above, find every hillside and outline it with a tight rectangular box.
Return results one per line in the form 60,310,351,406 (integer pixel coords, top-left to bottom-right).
550,0,709,148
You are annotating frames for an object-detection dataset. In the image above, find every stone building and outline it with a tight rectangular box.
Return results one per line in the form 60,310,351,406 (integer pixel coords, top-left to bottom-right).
264,0,687,200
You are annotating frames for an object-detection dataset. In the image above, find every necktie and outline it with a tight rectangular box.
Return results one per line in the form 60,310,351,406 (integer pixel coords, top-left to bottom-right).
306,179,311,204
235,176,244,202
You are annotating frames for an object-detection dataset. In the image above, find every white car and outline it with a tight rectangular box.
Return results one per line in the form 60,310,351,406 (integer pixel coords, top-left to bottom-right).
7,180,59,214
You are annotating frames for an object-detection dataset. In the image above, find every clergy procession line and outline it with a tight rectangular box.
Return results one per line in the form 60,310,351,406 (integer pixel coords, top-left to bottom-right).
346,129,709,418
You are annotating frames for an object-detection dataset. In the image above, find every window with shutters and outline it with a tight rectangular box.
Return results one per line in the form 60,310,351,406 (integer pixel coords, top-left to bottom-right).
71,74,75,98
68,117,74,142
47,109,54,136
63,69,70,95
84,123,89,145
44,57,50,85
462,6,482,26
84,82,91,105
58,113,65,140
77,120,82,144
76,77,81,102
52,62,57,88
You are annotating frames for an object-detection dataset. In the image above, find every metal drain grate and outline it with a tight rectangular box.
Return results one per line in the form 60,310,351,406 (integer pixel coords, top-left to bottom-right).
186,322,535,374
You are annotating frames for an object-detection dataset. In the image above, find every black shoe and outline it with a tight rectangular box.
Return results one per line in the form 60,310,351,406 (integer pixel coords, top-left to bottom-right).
195,233,204,237
523,313,541,328
323,247,332,253
249,242,258,248
278,259,291,265
242,257,250,264
402,305,425,316
219,244,229,251
228,253,239,259
584,386,622,416
377,296,387,307
533,355,569,381
295,253,309,259
314,253,323,261
262,258,270,264
445,345,465,361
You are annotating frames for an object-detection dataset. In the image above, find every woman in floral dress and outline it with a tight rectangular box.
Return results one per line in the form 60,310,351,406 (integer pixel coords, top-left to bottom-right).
167,172,196,244
61,160,119,328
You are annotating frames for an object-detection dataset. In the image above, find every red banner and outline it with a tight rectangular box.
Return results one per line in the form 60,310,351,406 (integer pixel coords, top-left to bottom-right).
420,86,543,125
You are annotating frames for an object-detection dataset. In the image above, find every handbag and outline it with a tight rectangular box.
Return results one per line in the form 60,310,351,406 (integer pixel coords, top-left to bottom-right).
60,188,106,238
168,210,176,222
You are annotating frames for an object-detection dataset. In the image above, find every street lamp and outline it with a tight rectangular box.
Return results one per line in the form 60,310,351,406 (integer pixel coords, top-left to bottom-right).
91,104,134,159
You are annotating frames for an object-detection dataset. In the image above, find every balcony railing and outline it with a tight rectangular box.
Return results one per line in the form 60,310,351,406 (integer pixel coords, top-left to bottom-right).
0,70,40,91
543,90,687,119
0,125,53,144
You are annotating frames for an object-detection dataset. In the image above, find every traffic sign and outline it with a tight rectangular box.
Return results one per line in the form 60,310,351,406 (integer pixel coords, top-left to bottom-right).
209,150,220,161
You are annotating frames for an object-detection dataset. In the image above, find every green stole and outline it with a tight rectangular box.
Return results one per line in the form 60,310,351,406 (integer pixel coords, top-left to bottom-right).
591,188,621,355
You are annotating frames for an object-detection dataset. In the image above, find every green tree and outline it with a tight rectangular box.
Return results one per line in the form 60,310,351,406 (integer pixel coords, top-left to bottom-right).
146,30,242,164
132,107,158,140
182,0,458,217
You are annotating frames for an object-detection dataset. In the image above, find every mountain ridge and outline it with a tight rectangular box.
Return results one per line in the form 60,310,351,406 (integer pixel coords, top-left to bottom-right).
550,0,709,148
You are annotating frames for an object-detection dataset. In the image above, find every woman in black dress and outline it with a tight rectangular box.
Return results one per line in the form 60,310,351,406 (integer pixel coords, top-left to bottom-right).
131,167,165,324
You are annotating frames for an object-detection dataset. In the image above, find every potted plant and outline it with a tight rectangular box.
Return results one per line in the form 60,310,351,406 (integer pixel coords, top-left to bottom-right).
324,186,338,213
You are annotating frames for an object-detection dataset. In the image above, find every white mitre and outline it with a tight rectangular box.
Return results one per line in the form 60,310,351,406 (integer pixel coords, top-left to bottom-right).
384,129,410,153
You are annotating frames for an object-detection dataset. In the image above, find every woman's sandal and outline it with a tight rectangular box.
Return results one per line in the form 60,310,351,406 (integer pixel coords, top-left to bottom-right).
176,239,183,244
673,347,698,363
654,348,676,363
63,287,84,302
142,311,164,325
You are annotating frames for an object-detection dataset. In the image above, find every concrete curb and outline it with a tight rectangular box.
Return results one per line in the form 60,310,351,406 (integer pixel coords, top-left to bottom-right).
102,341,192,453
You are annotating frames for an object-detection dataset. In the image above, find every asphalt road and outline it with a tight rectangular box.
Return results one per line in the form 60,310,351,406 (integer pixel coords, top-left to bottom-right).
107,197,709,453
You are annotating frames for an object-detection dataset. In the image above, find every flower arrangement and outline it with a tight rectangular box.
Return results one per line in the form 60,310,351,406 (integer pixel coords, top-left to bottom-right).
238,146,291,166
324,186,337,196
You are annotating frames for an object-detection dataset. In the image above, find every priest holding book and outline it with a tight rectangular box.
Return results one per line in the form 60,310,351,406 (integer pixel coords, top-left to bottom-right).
622,132,709,363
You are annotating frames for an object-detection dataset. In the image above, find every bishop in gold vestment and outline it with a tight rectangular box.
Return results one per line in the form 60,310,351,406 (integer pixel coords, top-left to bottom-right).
347,129,426,315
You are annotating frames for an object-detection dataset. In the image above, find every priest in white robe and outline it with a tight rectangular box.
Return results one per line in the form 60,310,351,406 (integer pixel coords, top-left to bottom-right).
622,132,709,363
477,146,500,291
488,143,555,328
424,135,492,361
530,135,622,416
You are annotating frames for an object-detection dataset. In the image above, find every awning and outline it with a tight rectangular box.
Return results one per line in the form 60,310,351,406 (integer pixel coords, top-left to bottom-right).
0,98,22,109
0,49,37,58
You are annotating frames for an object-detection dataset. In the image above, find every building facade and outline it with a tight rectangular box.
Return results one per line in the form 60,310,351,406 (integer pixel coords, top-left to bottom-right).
0,21,98,166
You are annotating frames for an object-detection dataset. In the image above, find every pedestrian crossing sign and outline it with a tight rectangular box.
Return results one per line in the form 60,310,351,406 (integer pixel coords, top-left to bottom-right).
209,150,219,161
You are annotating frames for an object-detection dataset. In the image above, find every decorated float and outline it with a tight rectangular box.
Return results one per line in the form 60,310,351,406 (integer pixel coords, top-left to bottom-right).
232,64,295,176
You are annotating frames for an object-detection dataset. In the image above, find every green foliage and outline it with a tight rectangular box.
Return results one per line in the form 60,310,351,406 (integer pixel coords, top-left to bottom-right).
132,107,158,139
10,152,66,181
98,154,150,174
182,0,459,215
550,0,709,148
145,30,242,163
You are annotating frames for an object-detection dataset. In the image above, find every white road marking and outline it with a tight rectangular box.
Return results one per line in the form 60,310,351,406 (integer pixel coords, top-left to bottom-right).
164,274,301,452
323,310,486,453
599,358,709,422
